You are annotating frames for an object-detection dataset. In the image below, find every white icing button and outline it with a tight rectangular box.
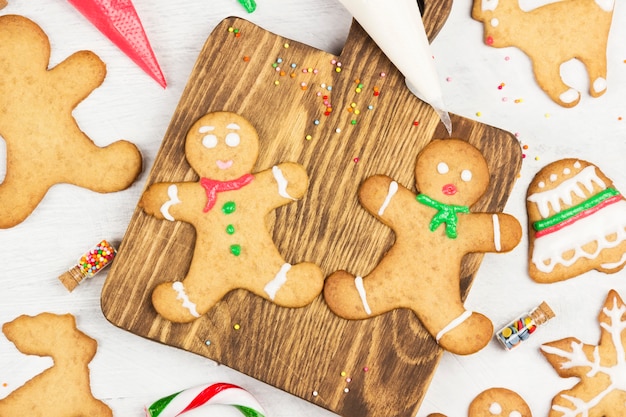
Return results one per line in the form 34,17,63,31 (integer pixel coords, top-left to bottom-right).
559,88,579,103
549,174,557,182
593,77,607,93
574,161,581,168
563,168,570,175
489,401,502,414
509,412,522,417
490,18,499,27
461,169,472,182
538,181,545,188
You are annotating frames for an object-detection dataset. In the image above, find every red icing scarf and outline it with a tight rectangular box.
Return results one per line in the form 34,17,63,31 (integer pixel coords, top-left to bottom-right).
200,174,254,213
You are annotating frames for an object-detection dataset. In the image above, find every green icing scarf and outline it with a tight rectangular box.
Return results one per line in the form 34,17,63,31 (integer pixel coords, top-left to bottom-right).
416,194,470,239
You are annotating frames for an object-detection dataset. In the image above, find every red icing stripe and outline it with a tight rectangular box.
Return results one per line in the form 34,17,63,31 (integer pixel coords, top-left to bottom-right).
178,382,242,415
535,195,622,238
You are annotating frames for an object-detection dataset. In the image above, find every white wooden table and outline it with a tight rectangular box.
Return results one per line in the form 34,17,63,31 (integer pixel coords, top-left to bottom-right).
1,0,625,416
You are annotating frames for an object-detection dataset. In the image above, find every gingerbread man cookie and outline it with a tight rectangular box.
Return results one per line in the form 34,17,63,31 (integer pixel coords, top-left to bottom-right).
527,158,626,283
428,387,532,417
0,313,112,417
0,15,142,228
324,139,522,355
140,111,324,323
472,0,615,107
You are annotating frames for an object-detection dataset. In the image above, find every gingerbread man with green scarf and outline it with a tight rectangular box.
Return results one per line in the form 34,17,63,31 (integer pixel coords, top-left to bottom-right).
324,139,522,355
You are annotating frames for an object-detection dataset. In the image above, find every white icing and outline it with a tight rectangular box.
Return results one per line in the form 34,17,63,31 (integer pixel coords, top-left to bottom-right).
540,294,626,416
461,169,472,182
378,181,398,216
538,181,545,188
437,162,449,174
172,282,200,318
550,174,557,182
490,18,499,27
574,161,581,168
264,263,291,300
199,125,215,133
226,123,241,130
336,0,450,132
600,253,626,270
593,77,607,93
509,412,522,417
489,402,502,414
595,0,615,12
436,310,472,342
354,276,372,315
482,0,499,11
527,165,606,218
160,184,181,221
272,166,296,200
532,200,626,272
564,168,571,175
492,214,501,252
560,88,579,104
225,132,240,147
202,134,218,149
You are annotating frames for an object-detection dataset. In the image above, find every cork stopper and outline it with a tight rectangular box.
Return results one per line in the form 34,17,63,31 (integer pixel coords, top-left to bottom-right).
58,266,85,292
530,301,555,325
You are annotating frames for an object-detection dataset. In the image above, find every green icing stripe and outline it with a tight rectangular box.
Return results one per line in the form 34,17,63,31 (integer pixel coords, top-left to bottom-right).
235,405,266,417
147,391,182,417
533,188,620,231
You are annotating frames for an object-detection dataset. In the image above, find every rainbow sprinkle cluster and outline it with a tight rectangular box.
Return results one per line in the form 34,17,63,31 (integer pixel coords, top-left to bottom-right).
78,240,116,278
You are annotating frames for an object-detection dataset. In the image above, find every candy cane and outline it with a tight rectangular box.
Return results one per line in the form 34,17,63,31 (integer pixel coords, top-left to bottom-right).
146,382,266,417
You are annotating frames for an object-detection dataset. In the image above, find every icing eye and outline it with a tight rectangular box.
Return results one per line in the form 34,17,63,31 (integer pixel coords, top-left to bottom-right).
461,169,473,182
509,412,522,417
225,132,240,147
437,162,449,174
202,134,218,149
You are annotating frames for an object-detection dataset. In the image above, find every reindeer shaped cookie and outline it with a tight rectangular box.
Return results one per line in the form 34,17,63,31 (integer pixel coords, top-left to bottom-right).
0,313,112,417
472,0,615,107
324,139,522,355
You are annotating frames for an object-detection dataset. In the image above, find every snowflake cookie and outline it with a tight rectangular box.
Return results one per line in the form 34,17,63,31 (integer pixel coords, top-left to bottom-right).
541,290,626,417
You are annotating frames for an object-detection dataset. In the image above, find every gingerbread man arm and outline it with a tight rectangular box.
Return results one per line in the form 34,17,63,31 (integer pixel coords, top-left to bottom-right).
459,212,522,253
48,50,106,107
358,174,414,229
139,182,205,223
253,162,309,210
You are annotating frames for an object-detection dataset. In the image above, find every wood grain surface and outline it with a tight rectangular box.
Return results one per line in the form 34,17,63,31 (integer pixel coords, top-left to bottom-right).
101,2,522,415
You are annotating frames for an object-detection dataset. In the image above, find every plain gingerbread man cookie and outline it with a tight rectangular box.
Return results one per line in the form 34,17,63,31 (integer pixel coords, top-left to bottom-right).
0,15,142,228
324,139,522,355
0,313,112,417
140,111,324,323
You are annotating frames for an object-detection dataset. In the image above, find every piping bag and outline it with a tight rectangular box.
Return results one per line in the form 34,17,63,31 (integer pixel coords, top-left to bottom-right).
67,0,167,88
336,0,452,134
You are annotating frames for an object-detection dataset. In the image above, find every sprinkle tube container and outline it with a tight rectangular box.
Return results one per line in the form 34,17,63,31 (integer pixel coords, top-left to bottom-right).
496,301,555,350
58,240,117,291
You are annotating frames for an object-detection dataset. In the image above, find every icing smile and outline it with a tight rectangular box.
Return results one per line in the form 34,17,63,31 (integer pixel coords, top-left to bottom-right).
216,160,233,170
442,183,457,195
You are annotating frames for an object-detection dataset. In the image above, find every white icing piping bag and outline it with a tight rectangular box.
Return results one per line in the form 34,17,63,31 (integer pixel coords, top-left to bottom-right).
336,0,452,134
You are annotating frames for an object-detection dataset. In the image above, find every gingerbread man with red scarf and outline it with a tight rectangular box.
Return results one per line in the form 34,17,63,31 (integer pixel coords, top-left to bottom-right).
140,111,323,323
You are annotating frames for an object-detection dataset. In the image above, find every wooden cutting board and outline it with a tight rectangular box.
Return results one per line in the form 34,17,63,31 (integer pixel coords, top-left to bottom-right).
101,3,522,416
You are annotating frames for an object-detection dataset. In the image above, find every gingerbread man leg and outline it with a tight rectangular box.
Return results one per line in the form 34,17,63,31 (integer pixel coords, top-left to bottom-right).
153,245,324,323
325,262,493,355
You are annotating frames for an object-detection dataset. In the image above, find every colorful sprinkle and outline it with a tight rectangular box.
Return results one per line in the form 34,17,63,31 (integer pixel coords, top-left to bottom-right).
233,324,241,330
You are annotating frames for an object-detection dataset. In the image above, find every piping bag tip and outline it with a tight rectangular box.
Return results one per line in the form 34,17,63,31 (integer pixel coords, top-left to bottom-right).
406,80,452,136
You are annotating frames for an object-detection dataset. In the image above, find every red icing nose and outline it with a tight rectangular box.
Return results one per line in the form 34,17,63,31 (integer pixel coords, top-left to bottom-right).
486,36,494,45
442,183,457,196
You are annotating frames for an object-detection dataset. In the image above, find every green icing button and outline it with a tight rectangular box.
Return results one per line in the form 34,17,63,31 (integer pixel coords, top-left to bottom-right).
226,224,235,235
230,244,241,256
222,201,236,214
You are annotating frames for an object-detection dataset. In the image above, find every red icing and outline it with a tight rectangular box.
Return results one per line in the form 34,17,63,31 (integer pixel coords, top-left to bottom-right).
442,183,457,196
200,174,254,213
